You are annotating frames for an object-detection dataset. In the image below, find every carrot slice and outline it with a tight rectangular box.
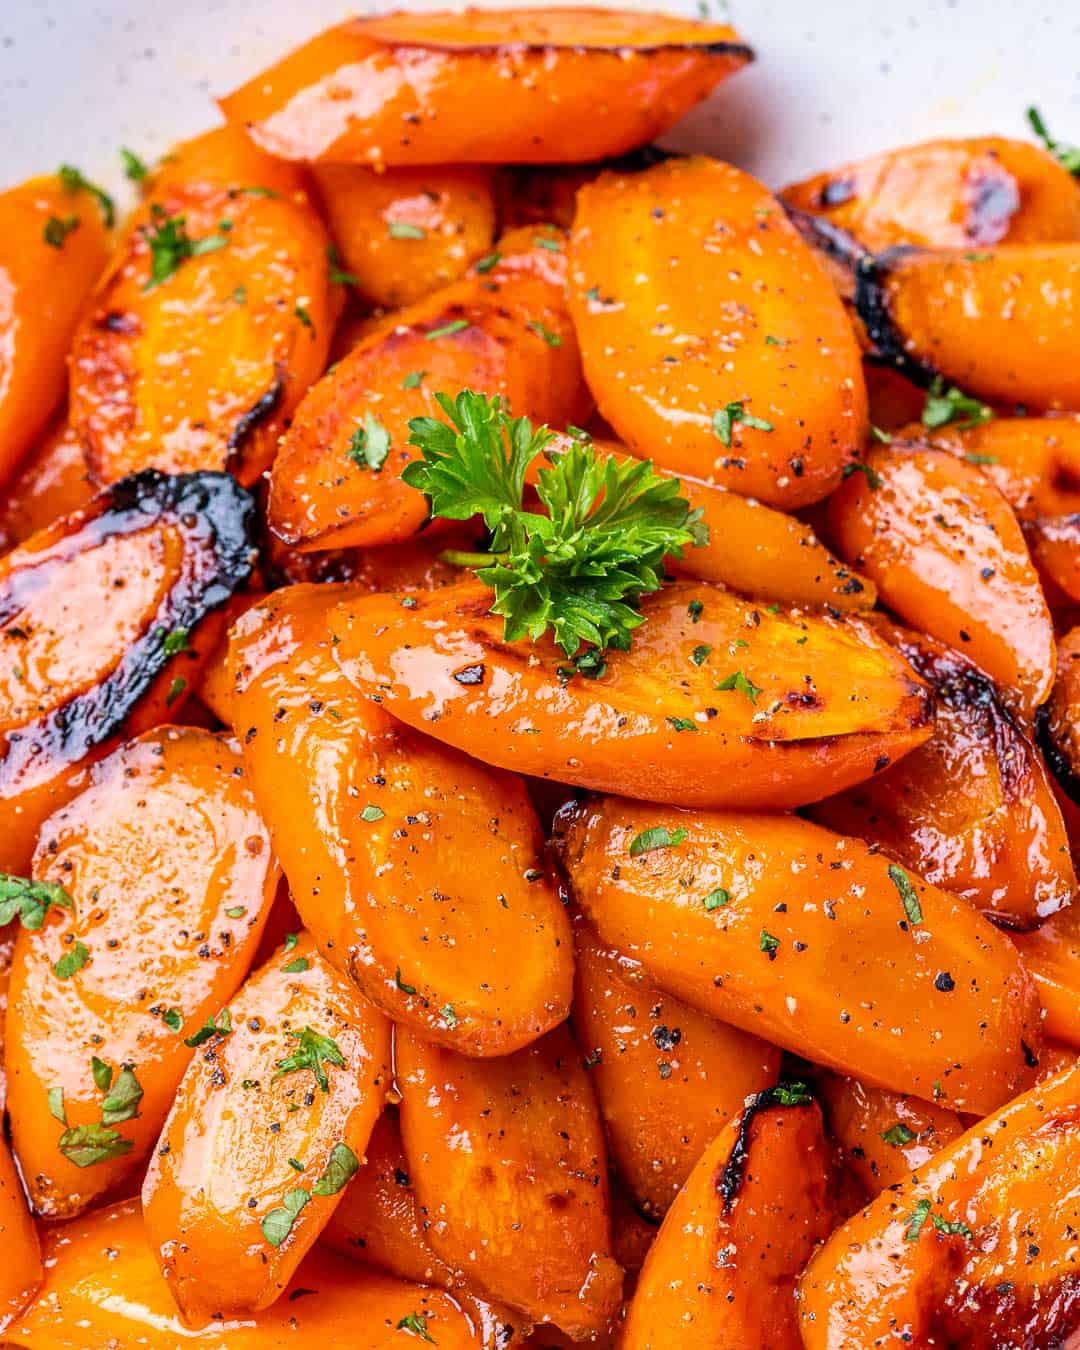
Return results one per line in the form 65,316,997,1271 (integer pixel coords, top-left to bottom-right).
70,126,333,486
0,1134,41,1331
142,933,390,1319
0,420,94,556
0,470,255,874
224,584,573,1055
573,918,780,1217
397,1023,623,1335
552,796,1041,1113
5,726,278,1219
268,227,588,553
568,155,867,509
328,577,933,811
221,11,751,166
5,1198,482,1348
0,175,110,489
621,1088,835,1350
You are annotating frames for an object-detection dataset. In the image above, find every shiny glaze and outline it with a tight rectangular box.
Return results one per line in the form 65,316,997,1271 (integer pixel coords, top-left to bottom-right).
552,796,1041,1113
225,584,573,1055
0,1133,41,1331
1027,512,1080,606
5,727,279,1218
798,1060,1080,1349
397,1023,623,1336
328,577,933,811
142,933,391,1319
569,155,867,509
0,420,94,556
221,12,750,165
828,442,1055,713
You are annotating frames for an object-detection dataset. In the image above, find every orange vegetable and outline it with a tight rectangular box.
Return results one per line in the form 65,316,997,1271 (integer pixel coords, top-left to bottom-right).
0,1134,41,1331
5,1198,482,1348
328,577,933,811
397,1024,623,1336
1026,512,1080,605
0,421,94,556
0,922,12,1108
782,137,1080,251
313,163,497,308
621,1087,834,1350
497,163,605,231
572,917,780,1217
0,174,110,490
221,11,751,166
268,227,588,553
827,442,1055,713
816,1071,964,1195
5,726,278,1218
811,626,1075,929
568,155,867,509
0,470,255,874
225,584,573,1055
552,796,1041,1113
142,933,390,1319
798,1059,1080,1348
69,126,333,486
1012,897,1080,1049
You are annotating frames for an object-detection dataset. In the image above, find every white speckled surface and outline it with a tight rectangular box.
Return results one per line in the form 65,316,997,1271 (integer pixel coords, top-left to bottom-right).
1,0,1078,197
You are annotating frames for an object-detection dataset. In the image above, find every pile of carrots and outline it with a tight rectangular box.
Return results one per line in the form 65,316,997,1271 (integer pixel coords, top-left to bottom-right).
2,8,1080,1347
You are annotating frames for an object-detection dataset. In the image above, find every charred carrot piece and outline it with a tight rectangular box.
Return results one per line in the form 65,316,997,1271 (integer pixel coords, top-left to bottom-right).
0,421,94,556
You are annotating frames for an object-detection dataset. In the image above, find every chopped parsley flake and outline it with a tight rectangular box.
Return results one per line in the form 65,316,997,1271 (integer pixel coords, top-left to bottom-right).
629,826,689,857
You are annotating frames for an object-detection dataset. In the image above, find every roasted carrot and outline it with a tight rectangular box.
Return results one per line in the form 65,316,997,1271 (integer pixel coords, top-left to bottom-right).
621,1087,834,1350
5,1198,483,1348
0,1134,41,1331
0,470,255,874
328,577,933,811
268,226,588,552
1026,512,1080,606
0,421,94,556
224,584,573,1055
0,923,12,1109
1040,626,1080,802
553,796,1041,1113
221,10,751,166
314,163,497,308
397,1024,623,1336
5,727,278,1218
827,442,1055,713
798,1059,1080,1348
0,174,110,489
572,917,780,1217
69,126,333,486
568,155,867,509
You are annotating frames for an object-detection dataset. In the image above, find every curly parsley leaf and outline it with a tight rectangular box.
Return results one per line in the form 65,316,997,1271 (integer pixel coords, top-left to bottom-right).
0,875,74,931
142,205,228,291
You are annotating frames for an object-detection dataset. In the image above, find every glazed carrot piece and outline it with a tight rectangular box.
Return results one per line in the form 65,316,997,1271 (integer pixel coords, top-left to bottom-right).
221,10,751,166
552,797,1041,1113
828,442,1055,713
224,584,573,1055
1012,900,1080,1048
621,1086,835,1350
5,1198,482,1348
0,1135,41,1331
314,163,497,308
0,421,94,556
1026,513,1080,605
568,156,867,509
268,227,588,552
0,174,110,489
497,163,605,231
142,933,390,1319
782,137,1080,251
397,1024,623,1336
5,726,278,1218
865,363,927,431
572,918,780,1217
798,1059,1080,1348
0,470,255,874
328,577,933,811
811,627,1075,929
816,1072,964,1195
69,126,333,486
0,923,12,1108
1040,626,1080,801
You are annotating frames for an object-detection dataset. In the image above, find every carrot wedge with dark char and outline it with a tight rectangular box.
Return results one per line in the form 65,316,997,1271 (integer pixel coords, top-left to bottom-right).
397,1024,623,1336
0,1134,41,1330
552,797,1041,1113
798,1059,1080,1348
4,1198,482,1349
142,933,391,1320
0,470,255,874
223,584,573,1055
328,578,933,811
621,1085,835,1350
221,10,751,166
5,727,278,1218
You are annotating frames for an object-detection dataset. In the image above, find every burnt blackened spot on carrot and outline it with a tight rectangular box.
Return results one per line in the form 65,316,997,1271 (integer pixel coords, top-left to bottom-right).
227,375,284,460
716,1086,813,1212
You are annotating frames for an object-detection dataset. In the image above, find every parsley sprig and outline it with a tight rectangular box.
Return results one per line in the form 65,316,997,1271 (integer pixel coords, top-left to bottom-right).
141,205,228,291
1027,106,1080,177
402,391,706,662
